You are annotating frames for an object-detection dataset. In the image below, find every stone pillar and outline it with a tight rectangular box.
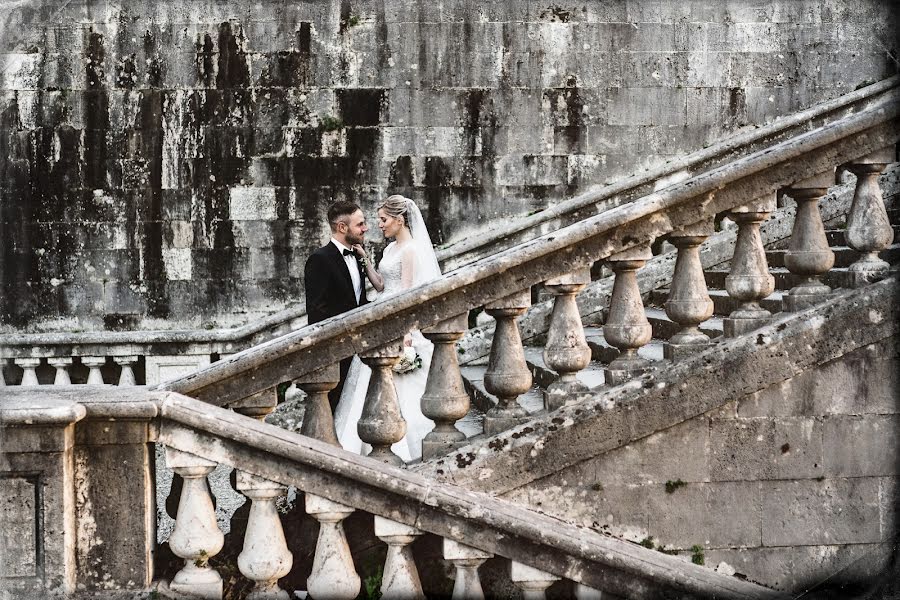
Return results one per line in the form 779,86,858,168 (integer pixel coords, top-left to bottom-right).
164,447,225,600
0,394,85,597
845,147,896,287
81,357,106,385
305,494,360,600
236,472,292,600
114,356,138,386
359,340,406,466
724,195,776,337
15,358,41,386
421,314,470,460
374,516,425,600
48,357,73,386
483,289,533,436
542,268,592,411
604,245,653,385
783,170,835,311
510,561,560,600
664,220,715,361
296,364,341,445
73,402,156,593
443,539,492,600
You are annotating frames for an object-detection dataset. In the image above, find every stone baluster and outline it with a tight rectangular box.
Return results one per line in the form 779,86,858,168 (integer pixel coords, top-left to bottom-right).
0,359,6,386
783,170,835,311
574,583,605,599
48,357,73,386
235,471,292,600
483,289,533,436
603,244,653,385
510,561,560,599
15,358,40,386
443,539,492,600
296,364,341,445
845,147,896,287
374,516,425,599
724,195,776,337
542,268,592,411
305,494,360,600
82,356,106,384
664,220,715,361
421,313,470,459
164,447,225,599
114,356,138,386
359,339,406,465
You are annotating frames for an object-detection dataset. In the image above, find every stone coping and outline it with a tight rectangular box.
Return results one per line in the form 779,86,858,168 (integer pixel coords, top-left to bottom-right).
412,276,900,493
157,392,784,599
0,395,87,426
0,387,160,421
157,87,900,405
1,76,896,350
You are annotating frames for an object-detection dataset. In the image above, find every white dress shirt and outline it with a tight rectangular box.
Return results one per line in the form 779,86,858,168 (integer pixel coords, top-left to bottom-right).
331,238,362,303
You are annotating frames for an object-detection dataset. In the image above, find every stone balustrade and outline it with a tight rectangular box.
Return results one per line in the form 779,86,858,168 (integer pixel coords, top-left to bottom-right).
0,349,213,387
147,391,775,600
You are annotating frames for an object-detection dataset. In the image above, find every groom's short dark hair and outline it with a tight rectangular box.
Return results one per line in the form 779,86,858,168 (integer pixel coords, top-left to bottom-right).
327,201,362,231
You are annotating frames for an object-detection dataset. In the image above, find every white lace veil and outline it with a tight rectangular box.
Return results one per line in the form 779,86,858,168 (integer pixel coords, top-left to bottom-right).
403,198,442,287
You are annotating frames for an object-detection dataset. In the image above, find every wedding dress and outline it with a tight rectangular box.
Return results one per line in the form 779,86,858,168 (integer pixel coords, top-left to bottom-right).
332,200,441,462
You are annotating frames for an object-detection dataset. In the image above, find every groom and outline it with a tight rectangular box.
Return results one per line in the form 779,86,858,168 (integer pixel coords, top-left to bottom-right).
304,201,370,409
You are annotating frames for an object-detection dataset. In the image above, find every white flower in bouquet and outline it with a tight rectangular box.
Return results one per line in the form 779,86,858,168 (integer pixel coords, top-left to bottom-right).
393,346,423,374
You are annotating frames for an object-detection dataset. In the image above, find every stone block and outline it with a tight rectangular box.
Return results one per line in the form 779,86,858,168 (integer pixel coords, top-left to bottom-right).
823,415,900,477
144,354,211,385
709,417,777,481
737,349,870,417
646,481,761,548
229,186,277,220
772,418,824,480
704,543,893,594
880,477,897,542
589,417,710,486
73,438,155,591
608,87,686,126
761,478,881,546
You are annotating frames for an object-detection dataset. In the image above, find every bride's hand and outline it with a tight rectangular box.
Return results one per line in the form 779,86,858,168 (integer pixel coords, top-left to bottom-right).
351,244,367,259
403,333,412,347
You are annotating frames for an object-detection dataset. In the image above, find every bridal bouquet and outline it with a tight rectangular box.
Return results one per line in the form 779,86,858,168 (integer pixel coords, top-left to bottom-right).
393,346,423,374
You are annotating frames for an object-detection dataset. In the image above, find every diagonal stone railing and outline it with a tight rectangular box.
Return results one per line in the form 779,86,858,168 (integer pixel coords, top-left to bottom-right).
2,77,898,387
0,386,785,598
157,82,900,411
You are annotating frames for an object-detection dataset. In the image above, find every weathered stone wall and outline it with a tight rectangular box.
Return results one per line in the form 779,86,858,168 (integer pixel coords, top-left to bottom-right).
502,335,899,593
1,0,897,331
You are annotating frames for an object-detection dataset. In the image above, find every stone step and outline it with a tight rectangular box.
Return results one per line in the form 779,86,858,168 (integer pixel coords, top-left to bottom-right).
650,288,784,316
459,365,545,415
643,307,724,340
521,345,607,390
584,326,666,365
765,243,900,269
824,224,900,246
703,267,862,292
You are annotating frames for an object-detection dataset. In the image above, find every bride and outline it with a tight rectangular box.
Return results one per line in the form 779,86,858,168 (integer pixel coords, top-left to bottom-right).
333,195,442,462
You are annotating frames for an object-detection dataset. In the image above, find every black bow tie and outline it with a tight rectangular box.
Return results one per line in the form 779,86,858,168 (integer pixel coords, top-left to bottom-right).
342,249,354,257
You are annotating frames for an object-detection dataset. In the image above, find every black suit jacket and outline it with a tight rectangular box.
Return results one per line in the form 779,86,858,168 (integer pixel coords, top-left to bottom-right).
304,242,369,324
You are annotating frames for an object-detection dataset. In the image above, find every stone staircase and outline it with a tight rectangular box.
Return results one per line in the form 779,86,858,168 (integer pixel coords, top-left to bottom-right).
4,78,891,599
454,198,900,436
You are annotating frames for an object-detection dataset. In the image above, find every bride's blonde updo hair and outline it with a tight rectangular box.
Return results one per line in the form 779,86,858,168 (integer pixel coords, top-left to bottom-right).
378,194,413,232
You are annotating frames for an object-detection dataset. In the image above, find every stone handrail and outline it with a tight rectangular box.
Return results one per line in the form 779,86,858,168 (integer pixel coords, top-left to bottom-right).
1,77,896,362
155,390,783,599
158,85,900,406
